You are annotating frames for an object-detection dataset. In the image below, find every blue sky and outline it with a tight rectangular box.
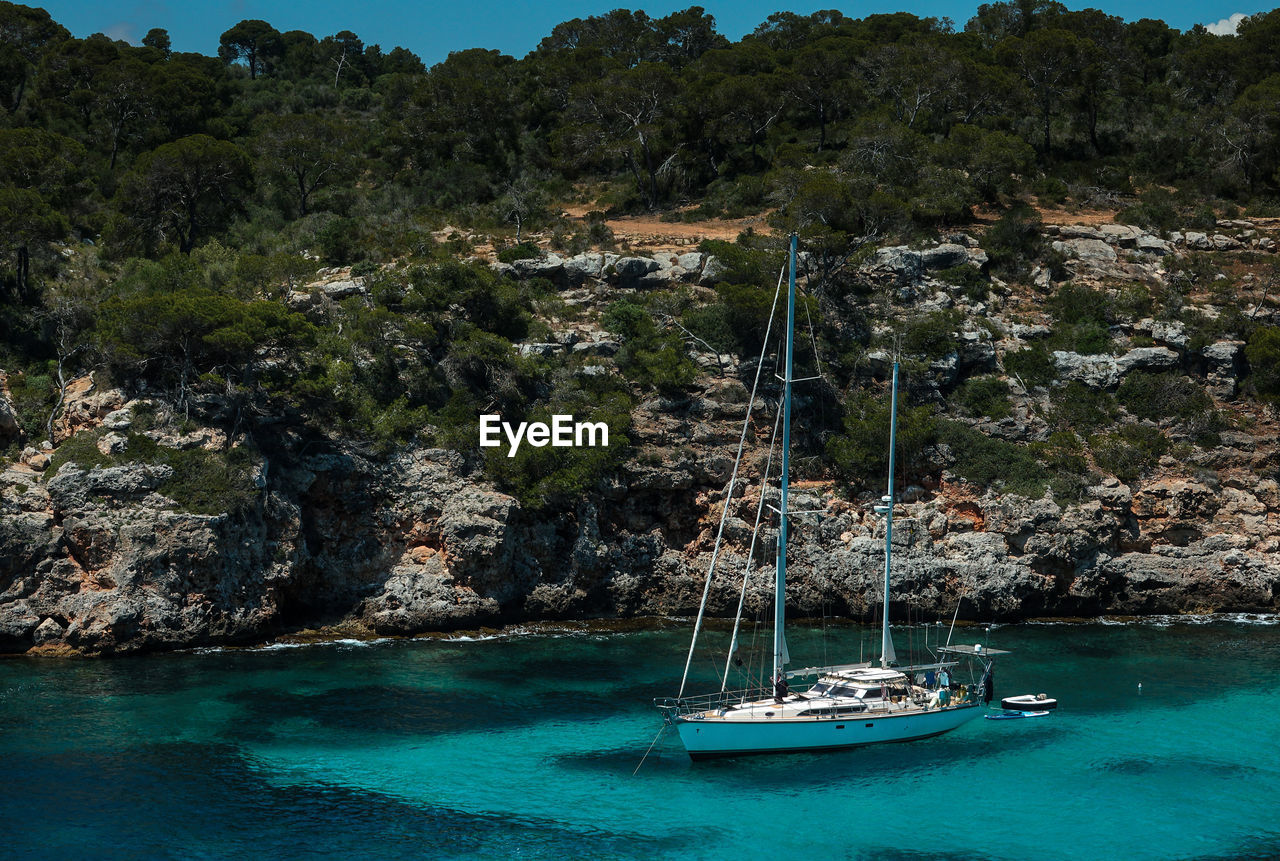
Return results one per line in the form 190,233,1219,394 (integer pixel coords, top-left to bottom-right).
36,1,1271,66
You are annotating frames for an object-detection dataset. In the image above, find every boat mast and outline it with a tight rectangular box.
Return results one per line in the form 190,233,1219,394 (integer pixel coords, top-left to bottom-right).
880,361,899,669
773,235,797,683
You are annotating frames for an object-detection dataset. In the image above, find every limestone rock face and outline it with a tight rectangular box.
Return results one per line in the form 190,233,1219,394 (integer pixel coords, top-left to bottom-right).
1113,347,1180,375
1203,340,1243,398
5,215,1280,655
866,246,923,282
1053,238,1117,263
920,243,968,270
1053,351,1121,388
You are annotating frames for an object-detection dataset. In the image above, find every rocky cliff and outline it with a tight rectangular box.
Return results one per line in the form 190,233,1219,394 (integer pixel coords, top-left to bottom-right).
3,217,1279,655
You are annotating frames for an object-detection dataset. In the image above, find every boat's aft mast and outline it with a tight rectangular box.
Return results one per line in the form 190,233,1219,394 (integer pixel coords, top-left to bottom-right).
773,235,798,684
880,361,899,669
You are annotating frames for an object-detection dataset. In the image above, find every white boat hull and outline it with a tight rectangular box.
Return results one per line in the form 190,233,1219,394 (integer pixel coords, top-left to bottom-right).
674,703,981,759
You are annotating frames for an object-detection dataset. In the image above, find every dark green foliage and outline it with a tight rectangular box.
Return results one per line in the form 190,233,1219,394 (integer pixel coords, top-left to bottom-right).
496,242,541,263
1246,326,1280,399
696,239,782,287
984,204,1043,276
93,257,315,409
218,20,282,79
1112,284,1153,320
1050,382,1118,434
1045,283,1114,355
826,388,936,489
602,299,696,395
679,302,735,354
0,3,1277,519
48,430,258,515
1047,282,1108,326
482,374,633,510
109,135,252,255
1090,424,1169,482
681,276,793,358
1048,323,1113,355
4,364,54,438
953,375,1012,419
940,421,1047,498
1031,176,1069,204
937,125,1034,202
901,310,962,361
1117,188,1179,232
935,265,988,300
1003,344,1057,387
1117,372,1210,421
1033,431,1093,504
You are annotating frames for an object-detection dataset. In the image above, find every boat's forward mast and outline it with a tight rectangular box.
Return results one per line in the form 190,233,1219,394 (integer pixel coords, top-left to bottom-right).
773,234,798,685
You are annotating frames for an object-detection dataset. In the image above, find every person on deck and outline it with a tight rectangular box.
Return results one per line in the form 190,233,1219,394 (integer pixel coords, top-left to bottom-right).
773,673,789,703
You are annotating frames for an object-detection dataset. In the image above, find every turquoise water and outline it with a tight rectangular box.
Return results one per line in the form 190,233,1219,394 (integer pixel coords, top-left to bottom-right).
2,619,1278,860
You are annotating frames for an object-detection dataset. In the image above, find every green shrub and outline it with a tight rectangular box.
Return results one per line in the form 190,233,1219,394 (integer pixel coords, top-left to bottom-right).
483,380,632,510
936,264,988,300
1090,425,1168,482
1047,321,1113,355
984,204,1043,276
1245,326,1280,399
497,242,541,263
696,238,781,286
1031,176,1069,204
940,421,1047,497
1117,188,1179,232
902,310,962,361
1112,284,1153,320
827,388,937,489
1003,344,1057,387
1049,471,1091,503
1047,282,1109,327
1031,431,1093,503
679,277,797,358
953,375,1012,419
48,429,113,473
1050,382,1117,434
5,366,55,438
681,303,736,354
603,300,697,395
49,429,258,516
1184,305,1254,352
1117,372,1210,421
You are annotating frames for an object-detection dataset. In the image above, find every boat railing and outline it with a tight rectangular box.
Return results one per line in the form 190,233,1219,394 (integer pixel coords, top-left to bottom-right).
654,687,770,718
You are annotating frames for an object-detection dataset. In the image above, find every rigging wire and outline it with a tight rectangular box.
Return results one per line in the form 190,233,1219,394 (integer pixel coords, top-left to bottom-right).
802,286,825,382
632,723,668,776
721,404,783,692
677,257,787,699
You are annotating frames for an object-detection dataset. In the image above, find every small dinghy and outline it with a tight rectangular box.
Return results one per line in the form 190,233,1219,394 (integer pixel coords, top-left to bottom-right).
1001,693,1057,711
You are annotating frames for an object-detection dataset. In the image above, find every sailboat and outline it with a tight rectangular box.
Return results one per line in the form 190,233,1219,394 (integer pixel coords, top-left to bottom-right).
655,235,1008,759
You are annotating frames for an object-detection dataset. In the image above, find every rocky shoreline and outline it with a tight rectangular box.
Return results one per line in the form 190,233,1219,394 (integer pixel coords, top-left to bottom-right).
4,218,1280,656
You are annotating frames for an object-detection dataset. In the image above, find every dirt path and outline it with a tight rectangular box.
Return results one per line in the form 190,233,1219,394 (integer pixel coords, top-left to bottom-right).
1034,206,1122,226
561,204,772,252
